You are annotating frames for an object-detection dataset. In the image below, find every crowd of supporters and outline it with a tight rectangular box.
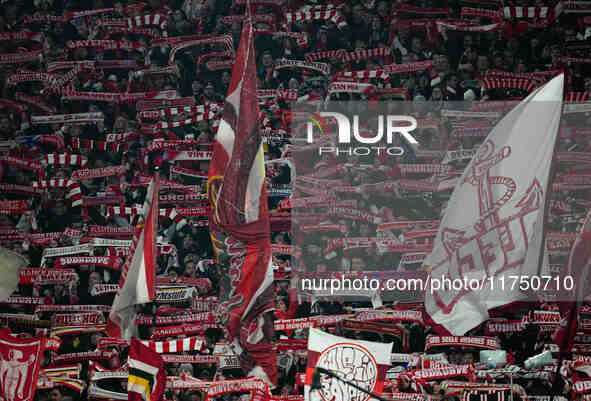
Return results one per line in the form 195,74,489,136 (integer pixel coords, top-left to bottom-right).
1,0,591,400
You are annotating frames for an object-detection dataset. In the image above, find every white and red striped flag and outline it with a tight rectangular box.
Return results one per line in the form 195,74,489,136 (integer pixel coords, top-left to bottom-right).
107,172,159,338
207,21,276,387
304,328,392,401
423,74,564,334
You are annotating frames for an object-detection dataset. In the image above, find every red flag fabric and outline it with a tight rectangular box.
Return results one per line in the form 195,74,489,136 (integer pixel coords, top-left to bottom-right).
0,329,45,401
107,172,159,338
207,21,276,387
128,338,166,401
554,209,591,354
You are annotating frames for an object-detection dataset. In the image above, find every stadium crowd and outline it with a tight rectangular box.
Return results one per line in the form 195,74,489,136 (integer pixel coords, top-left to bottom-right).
1,0,591,400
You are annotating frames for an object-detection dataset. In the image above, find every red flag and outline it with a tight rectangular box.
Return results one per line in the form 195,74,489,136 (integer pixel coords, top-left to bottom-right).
554,209,591,353
0,329,45,401
207,21,276,387
128,338,166,401
107,172,159,338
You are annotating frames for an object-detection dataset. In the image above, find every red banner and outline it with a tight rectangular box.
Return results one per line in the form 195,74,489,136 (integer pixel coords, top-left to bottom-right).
0,329,45,401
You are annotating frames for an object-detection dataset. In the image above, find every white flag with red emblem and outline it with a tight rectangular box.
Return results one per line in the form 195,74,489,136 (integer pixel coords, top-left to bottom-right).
304,328,392,401
107,173,159,338
424,74,564,335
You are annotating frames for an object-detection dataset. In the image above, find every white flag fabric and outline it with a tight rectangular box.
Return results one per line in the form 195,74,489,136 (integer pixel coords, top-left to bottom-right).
424,74,564,335
0,246,28,301
107,174,159,339
304,328,392,401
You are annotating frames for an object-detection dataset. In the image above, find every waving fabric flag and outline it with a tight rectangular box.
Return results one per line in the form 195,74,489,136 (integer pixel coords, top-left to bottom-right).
207,21,276,387
0,329,45,401
424,74,564,335
0,247,28,302
304,328,392,401
107,173,159,338
128,338,166,401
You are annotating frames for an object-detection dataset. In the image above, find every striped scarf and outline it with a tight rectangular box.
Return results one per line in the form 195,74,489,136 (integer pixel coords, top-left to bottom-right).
461,7,503,20
14,92,57,114
105,206,188,229
285,9,347,29
139,104,219,120
140,112,218,133
127,14,168,31
71,138,127,153
41,153,88,168
0,49,43,64
105,26,160,38
65,40,145,52
481,77,538,92
31,112,104,126
32,179,83,207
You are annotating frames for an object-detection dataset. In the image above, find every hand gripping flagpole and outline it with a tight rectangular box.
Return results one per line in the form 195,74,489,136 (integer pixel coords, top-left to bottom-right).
151,165,160,331
310,367,390,401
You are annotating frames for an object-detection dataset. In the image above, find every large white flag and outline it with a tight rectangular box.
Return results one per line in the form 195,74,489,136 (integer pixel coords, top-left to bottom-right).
424,74,564,335
304,328,392,401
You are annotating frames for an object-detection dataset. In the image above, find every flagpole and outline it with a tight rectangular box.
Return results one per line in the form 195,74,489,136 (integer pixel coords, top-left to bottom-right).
310,367,390,401
546,71,568,398
152,166,160,332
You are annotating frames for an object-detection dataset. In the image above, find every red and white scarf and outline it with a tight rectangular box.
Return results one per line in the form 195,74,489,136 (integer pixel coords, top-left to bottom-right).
14,92,57,114
0,30,44,42
19,268,78,285
32,179,83,207
305,50,346,62
438,20,502,32
342,47,391,62
31,112,104,126
71,138,126,153
6,71,58,86
41,153,88,168
0,49,43,64
127,14,168,30
274,58,330,75
0,156,45,178
105,26,160,38
482,77,539,92
136,311,214,326
424,335,500,351
0,200,28,215
142,336,205,353
55,255,124,269
65,40,145,52
141,112,218,132
285,8,347,29
164,35,233,64
140,104,219,120
71,165,124,181
461,7,502,20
